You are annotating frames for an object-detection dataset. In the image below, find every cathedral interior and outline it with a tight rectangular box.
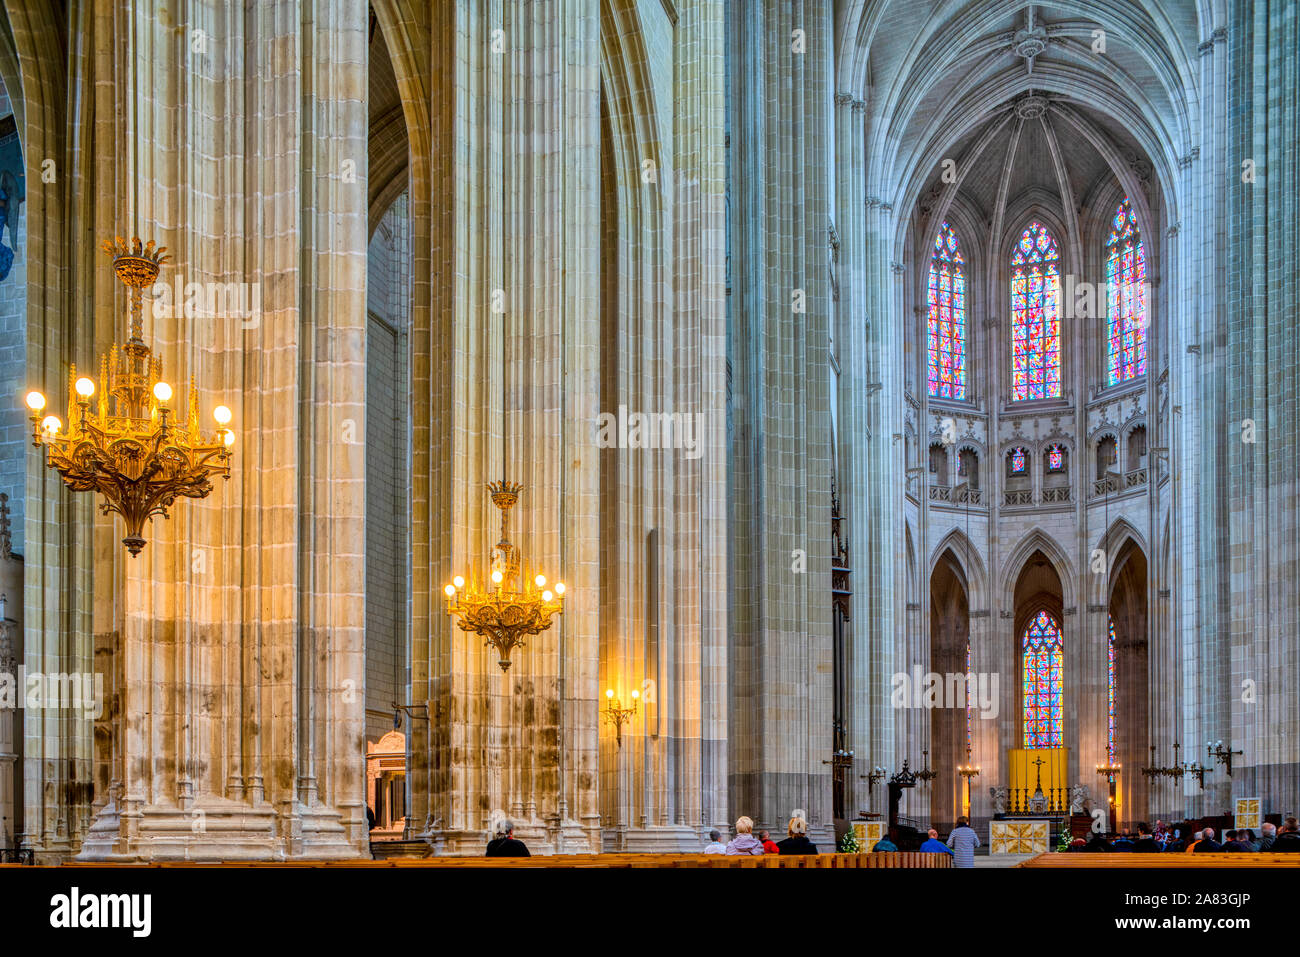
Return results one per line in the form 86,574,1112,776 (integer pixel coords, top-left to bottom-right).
0,0,1296,866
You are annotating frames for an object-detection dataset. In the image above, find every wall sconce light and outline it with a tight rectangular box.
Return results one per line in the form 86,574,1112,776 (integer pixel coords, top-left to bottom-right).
1206,740,1243,777
603,688,639,747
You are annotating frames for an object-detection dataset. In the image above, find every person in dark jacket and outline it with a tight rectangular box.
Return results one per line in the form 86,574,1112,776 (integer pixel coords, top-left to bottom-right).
1131,823,1161,853
1272,819,1300,852
1221,830,1255,852
1082,833,1114,851
1255,823,1276,851
1192,826,1222,852
775,816,819,855
486,818,531,857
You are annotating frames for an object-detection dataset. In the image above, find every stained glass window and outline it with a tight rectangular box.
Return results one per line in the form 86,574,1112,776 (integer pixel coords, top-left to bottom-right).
1107,616,1116,762
927,223,967,399
1105,199,1147,385
966,641,973,753
1010,223,1061,401
1010,447,1027,473
1022,609,1063,748
1047,443,1065,472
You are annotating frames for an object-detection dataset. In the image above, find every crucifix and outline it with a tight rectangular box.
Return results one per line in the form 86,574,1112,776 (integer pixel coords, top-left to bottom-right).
1030,755,1048,811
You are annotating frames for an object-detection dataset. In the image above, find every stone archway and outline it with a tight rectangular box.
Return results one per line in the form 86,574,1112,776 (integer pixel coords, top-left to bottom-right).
929,549,970,829
1108,540,1148,828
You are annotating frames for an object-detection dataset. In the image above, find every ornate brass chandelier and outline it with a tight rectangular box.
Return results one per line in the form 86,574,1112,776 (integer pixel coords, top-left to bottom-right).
443,479,565,672
24,237,234,556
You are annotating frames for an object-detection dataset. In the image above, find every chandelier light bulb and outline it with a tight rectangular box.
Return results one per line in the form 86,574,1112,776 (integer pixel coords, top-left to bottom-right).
605,689,614,699
542,590,553,602
41,415,62,435
444,584,456,597
631,689,640,700
75,377,95,398
453,576,465,589
153,381,173,403
213,405,233,425
491,570,503,584
222,429,235,447
555,582,565,595
25,391,46,411
535,574,546,588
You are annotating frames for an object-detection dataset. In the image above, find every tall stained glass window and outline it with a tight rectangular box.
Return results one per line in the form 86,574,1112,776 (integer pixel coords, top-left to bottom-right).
1022,609,1063,748
1010,222,1061,401
927,223,967,399
966,642,973,753
1105,199,1147,385
1107,616,1117,762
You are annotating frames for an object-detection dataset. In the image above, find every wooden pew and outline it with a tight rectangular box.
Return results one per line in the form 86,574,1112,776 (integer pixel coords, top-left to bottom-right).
1018,852,1300,868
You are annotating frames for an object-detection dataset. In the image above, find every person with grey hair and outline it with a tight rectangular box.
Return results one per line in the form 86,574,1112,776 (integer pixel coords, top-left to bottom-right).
703,829,726,854
1256,821,1277,851
486,818,531,857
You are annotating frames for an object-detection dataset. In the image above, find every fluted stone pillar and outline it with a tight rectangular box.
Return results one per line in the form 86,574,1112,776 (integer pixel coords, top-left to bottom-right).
596,0,729,852
397,0,602,856
1220,2,1299,816
69,0,369,861
726,0,835,846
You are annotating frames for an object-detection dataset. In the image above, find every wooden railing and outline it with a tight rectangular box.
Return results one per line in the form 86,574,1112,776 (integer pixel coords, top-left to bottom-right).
47,851,952,870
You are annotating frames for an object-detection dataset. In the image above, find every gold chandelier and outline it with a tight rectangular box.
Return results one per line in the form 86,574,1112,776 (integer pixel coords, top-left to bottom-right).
24,237,235,556
443,480,565,672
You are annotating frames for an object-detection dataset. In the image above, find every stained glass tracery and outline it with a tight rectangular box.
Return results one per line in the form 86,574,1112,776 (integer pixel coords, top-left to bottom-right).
1010,447,1027,473
927,223,967,399
1046,443,1065,472
1022,609,1063,748
1010,223,1061,401
1107,616,1116,762
1105,199,1147,386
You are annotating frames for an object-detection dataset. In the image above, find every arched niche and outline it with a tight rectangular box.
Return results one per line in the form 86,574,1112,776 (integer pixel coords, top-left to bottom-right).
1108,539,1148,828
929,549,970,830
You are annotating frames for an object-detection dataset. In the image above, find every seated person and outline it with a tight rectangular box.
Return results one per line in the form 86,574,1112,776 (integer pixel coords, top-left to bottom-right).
486,819,531,857
1131,823,1161,852
1221,829,1255,852
919,828,953,854
776,816,818,855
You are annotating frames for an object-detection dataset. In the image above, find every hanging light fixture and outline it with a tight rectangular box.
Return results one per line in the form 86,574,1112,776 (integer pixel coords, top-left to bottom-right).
23,4,233,556
442,305,564,671
443,481,565,672
25,239,234,556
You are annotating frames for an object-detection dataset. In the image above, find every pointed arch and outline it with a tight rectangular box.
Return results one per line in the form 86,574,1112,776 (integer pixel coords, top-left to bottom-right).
1088,516,1149,607
928,527,989,612
1000,529,1076,611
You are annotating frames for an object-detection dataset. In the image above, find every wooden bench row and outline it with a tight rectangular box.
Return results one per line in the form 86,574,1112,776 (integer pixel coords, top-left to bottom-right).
40,851,951,869
1019,852,1300,868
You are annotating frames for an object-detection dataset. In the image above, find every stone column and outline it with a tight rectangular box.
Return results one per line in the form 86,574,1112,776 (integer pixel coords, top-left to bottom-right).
726,0,835,846
833,88,872,822
404,0,602,856
73,0,368,861
1223,4,1299,815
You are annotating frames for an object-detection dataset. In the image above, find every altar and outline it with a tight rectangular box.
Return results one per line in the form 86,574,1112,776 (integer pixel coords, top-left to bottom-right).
1005,747,1069,814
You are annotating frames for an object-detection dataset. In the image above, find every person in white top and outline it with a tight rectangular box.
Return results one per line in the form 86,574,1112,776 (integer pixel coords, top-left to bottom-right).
702,829,726,854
